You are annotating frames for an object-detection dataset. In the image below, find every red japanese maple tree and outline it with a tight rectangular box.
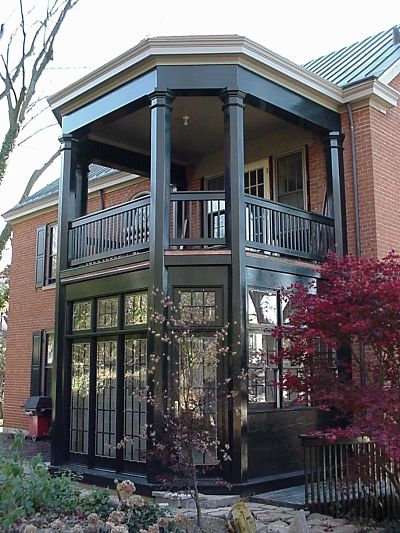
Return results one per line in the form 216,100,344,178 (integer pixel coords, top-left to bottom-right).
275,252,400,494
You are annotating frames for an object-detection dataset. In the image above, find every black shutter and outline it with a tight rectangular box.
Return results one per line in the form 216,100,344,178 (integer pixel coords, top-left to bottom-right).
35,226,46,288
30,331,43,396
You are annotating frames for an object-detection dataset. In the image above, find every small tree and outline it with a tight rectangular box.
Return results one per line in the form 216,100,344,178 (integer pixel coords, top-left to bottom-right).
275,252,400,495
0,266,9,422
146,295,232,528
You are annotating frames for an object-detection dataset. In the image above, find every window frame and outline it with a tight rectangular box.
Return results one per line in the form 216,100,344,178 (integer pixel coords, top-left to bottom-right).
273,148,308,210
247,287,300,410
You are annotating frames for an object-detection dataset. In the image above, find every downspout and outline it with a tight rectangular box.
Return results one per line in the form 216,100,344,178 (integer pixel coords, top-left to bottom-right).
346,103,361,258
346,103,365,385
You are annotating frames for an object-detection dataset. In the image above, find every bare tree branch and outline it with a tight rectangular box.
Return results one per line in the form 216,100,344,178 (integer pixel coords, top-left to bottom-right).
0,148,61,258
0,0,80,187
18,122,58,146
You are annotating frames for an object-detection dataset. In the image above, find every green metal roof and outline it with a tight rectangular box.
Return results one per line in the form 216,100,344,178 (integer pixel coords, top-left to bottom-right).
10,164,117,211
303,25,400,87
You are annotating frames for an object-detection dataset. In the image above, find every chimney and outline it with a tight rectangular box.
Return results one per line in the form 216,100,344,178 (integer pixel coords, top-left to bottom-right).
393,26,400,45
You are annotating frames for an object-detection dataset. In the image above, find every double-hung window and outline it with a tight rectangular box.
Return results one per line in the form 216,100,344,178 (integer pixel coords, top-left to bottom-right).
35,224,58,287
30,331,54,397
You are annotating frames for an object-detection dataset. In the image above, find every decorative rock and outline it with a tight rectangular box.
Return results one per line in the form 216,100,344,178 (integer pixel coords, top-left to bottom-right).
288,510,310,533
267,520,290,533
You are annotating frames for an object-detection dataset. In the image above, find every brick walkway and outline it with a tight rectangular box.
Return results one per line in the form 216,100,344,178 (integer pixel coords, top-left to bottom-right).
0,432,51,461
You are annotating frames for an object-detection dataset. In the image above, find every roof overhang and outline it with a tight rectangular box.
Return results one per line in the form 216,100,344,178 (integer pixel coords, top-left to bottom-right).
48,35,400,124
48,35,345,120
342,77,399,113
3,171,145,224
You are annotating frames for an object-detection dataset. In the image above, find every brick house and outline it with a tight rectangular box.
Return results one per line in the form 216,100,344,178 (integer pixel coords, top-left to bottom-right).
2,26,399,492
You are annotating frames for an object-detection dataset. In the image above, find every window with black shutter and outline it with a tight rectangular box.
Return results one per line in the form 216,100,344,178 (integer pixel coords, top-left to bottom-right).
35,224,57,288
30,331,54,397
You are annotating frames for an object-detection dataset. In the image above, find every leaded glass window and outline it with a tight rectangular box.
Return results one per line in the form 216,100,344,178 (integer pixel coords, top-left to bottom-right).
72,301,91,331
248,288,300,407
95,340,117,458
180,290,217,323
70,342,90,454
97,297,119,329
178,335,217,465
124,338,147,462
125,292,147,326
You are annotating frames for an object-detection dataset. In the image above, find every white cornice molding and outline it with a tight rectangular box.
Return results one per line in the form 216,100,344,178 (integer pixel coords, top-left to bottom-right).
48,34,400,121
342,78,399,113
3,172,145,223
48,35,344,115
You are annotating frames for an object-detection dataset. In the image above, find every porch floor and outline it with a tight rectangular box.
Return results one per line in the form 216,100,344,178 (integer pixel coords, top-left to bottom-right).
250,485,306,509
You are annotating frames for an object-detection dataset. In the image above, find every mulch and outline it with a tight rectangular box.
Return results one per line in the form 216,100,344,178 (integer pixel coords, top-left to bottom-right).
0,432,51,461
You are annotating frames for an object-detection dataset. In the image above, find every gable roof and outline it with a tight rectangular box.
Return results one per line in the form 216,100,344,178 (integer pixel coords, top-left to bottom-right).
304,25,400,87
9,165,117,211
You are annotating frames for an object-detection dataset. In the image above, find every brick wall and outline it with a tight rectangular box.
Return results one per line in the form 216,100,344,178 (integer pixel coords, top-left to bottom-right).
3,178,150,430
341,74,400,258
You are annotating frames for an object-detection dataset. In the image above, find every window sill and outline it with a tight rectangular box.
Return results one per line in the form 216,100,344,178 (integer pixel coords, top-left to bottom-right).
41,283,56,291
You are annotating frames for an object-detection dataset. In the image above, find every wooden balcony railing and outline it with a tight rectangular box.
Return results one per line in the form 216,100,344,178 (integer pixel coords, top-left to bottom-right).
301,436,400,519
68,196,150,266
67,192,335,267
170,191,226,248
245,195,334,261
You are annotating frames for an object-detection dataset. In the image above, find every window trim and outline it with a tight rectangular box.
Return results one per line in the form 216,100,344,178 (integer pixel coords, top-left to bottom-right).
273,148,308,210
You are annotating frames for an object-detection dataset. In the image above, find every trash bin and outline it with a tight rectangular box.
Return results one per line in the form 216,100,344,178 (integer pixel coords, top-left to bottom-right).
24,396,52,438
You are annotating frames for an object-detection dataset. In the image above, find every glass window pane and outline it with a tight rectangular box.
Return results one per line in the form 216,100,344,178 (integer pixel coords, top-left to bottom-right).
248,290,278,325
97,297,118,329
179,289,218,324
124,338,147,462
70,342,90,454
72,301,91,331
46,333,54,365
125,292,147,326
95,340,117,458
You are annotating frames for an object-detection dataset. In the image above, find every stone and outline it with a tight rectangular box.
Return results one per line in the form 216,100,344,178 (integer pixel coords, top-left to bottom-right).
267,520,290,533
288,510,310,533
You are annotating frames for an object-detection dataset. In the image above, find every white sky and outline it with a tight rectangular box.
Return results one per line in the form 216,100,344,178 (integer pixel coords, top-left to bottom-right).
0,0,398,265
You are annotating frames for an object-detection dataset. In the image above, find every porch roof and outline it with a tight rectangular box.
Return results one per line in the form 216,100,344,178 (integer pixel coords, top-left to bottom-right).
48,31,399,125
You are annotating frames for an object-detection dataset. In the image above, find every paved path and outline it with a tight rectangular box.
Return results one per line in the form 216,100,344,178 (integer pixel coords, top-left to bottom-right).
0,432,51,461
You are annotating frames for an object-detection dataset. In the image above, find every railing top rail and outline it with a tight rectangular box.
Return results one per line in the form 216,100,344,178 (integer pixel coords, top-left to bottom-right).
70,196,151,228
170,191,225,201
244,194,334,226
300,435,371,446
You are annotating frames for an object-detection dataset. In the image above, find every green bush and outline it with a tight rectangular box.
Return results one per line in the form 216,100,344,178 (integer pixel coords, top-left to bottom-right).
0,450,80,529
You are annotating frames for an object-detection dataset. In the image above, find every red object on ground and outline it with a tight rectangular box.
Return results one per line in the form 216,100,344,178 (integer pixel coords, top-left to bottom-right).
27,413,51,438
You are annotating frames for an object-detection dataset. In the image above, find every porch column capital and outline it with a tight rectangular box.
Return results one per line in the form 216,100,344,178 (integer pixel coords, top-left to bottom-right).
58,133,80,151
149,89,175,109
324,130,345,149
220,89,246,108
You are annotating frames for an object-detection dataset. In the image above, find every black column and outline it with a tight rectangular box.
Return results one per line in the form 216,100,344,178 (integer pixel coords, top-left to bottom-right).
52,134,80,465
222,89,248,484
147,91,174,477
325,131,347,257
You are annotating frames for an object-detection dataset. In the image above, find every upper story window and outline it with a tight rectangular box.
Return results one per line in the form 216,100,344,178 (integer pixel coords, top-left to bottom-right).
274,150,307,210
35,224,58,288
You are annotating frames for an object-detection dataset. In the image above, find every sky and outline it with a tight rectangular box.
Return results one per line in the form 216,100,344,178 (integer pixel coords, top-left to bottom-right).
0,0,398,265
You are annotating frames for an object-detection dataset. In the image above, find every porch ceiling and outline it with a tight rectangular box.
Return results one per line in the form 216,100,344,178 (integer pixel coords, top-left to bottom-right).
90,96,287,164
